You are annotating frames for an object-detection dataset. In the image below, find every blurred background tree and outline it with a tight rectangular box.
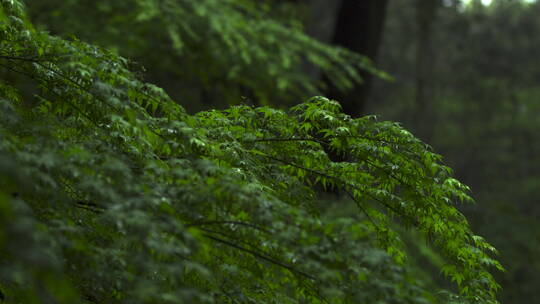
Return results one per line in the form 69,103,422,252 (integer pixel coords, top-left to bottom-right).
22,0,540,303
27,0,387,113
369,0,540,302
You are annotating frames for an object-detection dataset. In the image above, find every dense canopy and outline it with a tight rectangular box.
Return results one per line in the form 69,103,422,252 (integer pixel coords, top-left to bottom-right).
0,1,501,303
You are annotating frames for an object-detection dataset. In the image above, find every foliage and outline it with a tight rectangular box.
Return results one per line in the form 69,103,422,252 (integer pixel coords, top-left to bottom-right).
0,1,501,303
26,0,387,111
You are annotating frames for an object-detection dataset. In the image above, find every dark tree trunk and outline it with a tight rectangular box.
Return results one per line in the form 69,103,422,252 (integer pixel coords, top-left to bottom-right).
324,0,389,117
412,0,438,142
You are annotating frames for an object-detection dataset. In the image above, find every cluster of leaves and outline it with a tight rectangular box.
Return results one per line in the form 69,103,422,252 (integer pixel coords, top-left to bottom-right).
27,0,387,109
0,1,501,303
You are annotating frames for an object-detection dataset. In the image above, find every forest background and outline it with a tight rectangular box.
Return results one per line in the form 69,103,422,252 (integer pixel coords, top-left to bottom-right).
1,0,538,303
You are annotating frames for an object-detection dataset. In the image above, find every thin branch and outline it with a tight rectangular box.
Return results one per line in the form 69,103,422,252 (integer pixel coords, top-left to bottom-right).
0,54,53,63
245,134,413,147
260,152,418,225
0,61,100,128
250,137,324,144
202,233,316,281
246,136,436,224
74,201,105,213
246,134,426,171
186,220,272,234
343,189,380,229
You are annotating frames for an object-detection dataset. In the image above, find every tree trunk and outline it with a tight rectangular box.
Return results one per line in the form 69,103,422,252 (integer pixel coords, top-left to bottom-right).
325,0,389,117
412,0,438,142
